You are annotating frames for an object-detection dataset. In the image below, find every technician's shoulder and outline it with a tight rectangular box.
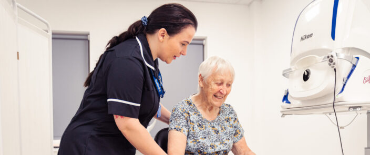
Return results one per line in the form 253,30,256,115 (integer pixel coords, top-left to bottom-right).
109,38,142,59
102,38,145,79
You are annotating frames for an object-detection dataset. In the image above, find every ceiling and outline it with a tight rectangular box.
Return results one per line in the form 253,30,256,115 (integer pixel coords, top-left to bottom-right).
169,0,255,5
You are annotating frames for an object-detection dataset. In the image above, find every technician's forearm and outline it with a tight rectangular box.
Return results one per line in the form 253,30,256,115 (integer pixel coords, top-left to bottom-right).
117,117,166,155
155,103,171,124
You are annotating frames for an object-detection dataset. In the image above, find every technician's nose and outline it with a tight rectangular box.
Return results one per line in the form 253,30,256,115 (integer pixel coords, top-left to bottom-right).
181,47,188,56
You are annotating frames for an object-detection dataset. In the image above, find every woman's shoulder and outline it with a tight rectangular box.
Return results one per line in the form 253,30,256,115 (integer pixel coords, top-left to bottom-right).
222,103,234,111
171,97,194,112
174,97,192,108
221,103,238,116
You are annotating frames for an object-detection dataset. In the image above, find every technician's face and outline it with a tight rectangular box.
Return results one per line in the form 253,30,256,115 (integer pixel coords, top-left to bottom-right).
160,26,196,64
200,70,233,107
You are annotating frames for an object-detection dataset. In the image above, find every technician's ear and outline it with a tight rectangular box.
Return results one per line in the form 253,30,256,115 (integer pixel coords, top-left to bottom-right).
157,28,167,42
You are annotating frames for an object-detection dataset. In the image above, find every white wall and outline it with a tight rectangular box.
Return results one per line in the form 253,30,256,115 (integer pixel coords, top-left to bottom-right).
249,0,367,155
0,82,2,155
0,0,21,154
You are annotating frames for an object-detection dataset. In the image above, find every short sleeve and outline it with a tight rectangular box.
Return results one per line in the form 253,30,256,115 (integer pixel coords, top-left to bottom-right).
169,103,189,137
229,105,244,143
106,57,144,118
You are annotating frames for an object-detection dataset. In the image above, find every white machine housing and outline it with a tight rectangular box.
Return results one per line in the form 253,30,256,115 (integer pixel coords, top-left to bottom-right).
281,0,370,115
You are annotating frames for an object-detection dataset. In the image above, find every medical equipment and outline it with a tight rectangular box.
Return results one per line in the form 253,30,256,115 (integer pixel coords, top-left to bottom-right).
281,0,370,115
281,0,370,154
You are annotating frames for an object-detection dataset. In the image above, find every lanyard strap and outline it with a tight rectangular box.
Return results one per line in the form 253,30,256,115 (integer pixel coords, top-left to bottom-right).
149,69,165,98
149,68,165,118
136,37,165,118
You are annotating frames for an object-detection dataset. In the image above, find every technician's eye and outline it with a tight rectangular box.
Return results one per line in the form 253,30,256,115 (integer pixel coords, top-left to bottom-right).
181,43,186,46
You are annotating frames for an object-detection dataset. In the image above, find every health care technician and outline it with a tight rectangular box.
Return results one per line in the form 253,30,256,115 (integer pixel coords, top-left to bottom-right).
58,3,198,155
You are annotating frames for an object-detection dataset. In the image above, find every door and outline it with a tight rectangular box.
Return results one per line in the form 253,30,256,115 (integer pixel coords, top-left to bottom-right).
52,33,89,142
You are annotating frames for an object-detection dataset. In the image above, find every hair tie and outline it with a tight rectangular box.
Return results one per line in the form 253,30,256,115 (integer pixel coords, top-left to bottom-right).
141,16,148,26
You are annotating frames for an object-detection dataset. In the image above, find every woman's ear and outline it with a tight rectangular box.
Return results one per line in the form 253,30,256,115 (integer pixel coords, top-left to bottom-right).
199,74,204,88
157,28,167,42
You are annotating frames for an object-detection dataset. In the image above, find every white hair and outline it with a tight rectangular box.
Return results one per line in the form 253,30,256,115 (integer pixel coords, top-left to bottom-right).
197,56,235,92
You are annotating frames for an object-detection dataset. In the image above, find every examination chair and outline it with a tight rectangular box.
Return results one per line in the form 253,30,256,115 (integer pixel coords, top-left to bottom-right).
154,127,169,153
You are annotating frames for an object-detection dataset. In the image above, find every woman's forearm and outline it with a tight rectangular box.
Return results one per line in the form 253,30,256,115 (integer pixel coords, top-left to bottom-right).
232,137,255,155
115,115,166,155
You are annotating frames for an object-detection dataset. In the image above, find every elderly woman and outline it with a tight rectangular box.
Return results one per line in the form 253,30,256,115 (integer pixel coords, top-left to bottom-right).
168,56,255,155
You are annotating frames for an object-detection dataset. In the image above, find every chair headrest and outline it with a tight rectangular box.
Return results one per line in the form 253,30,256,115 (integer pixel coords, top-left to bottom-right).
154,127,169,153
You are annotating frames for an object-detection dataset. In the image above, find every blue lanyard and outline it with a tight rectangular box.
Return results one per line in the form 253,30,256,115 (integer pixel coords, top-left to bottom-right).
149,69,165,118
149,69,165,98
136,36,165,118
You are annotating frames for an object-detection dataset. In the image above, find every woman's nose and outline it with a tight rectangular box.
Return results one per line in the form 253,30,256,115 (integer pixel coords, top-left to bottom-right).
219,88,225,94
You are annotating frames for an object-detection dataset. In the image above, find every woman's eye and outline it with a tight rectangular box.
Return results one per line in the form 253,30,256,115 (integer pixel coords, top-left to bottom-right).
181,43,186,46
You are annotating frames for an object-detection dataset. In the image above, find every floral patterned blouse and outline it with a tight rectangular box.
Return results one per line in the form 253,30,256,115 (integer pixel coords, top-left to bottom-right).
169,97,244,155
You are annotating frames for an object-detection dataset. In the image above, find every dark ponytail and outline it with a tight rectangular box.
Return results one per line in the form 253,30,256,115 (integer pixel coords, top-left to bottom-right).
105,20,145,49
84,3,198,87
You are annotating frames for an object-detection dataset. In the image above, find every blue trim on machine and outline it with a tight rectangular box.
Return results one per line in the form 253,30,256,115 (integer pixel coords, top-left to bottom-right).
339,57,359,94
331,0,339,40
282,90,291,104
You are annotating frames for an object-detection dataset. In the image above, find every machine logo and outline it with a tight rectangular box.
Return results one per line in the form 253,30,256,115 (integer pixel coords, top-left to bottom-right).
364,75,370,84
300,33,313,41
